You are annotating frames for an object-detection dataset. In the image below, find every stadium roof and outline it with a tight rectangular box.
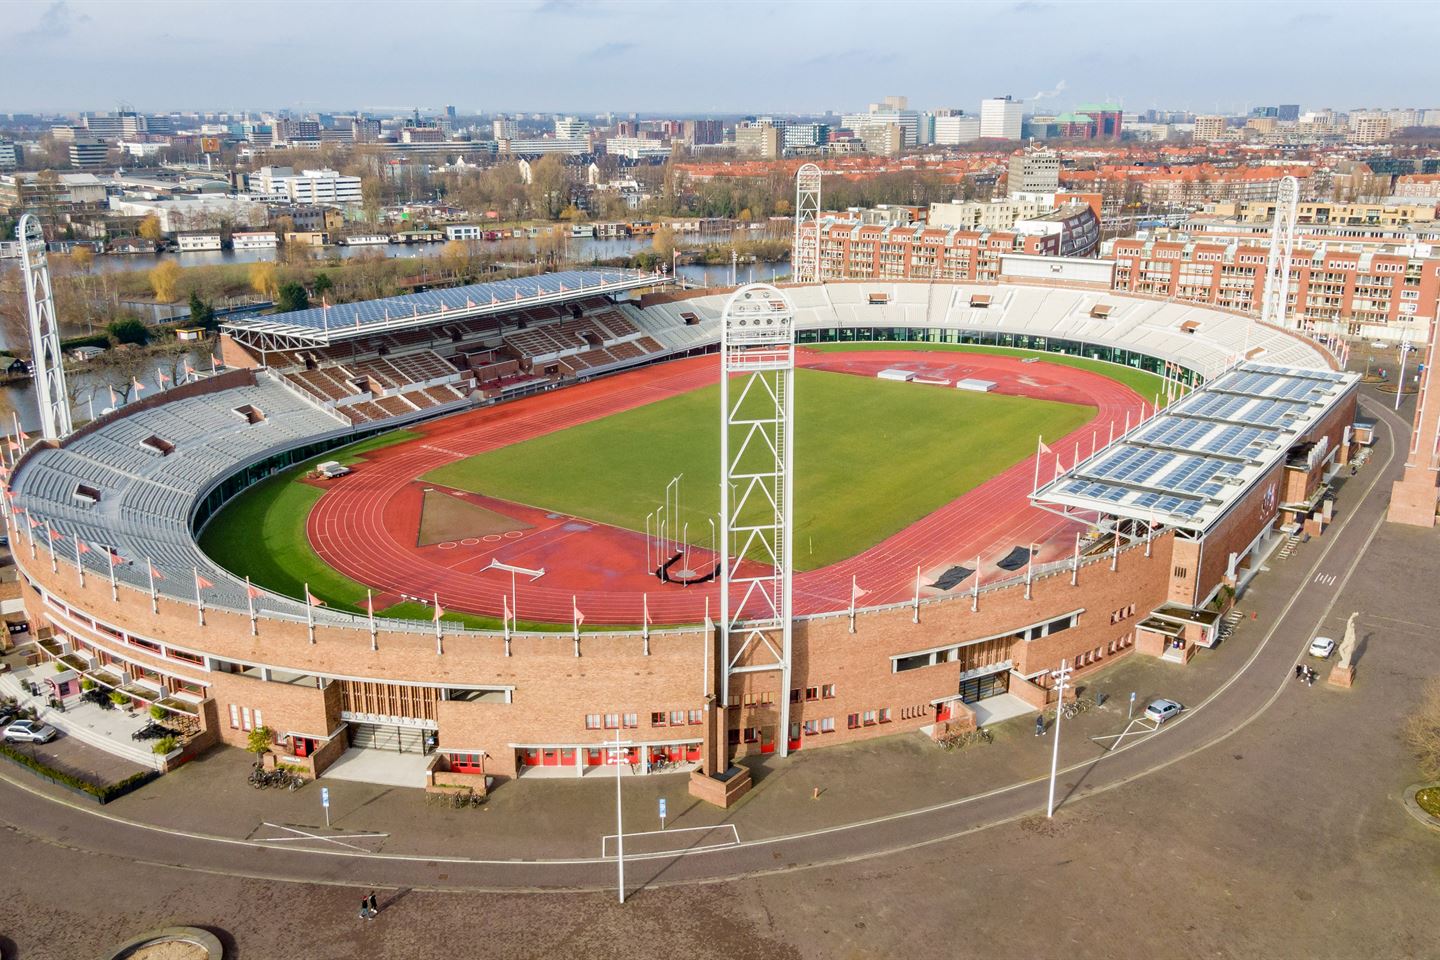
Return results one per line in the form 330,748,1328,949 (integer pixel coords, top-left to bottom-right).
221,268,662,346
1032,362,1358,535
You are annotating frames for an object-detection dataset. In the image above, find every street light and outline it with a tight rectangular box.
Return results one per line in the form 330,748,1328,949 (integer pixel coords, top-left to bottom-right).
1046,659,1071,819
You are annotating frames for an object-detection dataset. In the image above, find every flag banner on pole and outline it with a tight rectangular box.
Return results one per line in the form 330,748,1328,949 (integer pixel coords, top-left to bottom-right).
307,591,325,607
1038,438,1053,455
573,596,585,627
132,377,144,395
17,428,29,442
75,540,90,554
643,593,651,627
149,563,166,581
106,549,123,566
433,597,444,621
47,528,63,541
247,583,262,599
195,573,214,590
851,576,867,601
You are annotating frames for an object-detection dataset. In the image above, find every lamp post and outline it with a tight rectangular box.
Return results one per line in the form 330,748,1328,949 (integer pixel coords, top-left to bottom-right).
613,728,626,903
1046,659,1071,819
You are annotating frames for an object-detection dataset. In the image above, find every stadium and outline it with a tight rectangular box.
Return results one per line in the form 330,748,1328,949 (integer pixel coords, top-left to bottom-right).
3,250,1361,800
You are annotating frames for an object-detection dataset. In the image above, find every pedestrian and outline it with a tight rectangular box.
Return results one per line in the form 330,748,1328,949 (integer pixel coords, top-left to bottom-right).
1035,715,1045,737
359,896,370,921
1351,464,1358,476
1307,668,1317,687
367,892,378,918
1295,664,1303,681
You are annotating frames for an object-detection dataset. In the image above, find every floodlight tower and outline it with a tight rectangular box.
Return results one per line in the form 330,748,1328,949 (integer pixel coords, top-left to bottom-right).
718,283,795,759
1259,175,1300,331
791,163,822,284
17,214,72,440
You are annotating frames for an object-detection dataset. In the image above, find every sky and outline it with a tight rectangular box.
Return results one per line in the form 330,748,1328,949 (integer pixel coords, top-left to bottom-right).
3,0,1438,117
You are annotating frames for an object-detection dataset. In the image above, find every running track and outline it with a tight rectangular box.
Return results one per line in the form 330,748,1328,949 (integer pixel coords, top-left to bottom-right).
307,351,1147,624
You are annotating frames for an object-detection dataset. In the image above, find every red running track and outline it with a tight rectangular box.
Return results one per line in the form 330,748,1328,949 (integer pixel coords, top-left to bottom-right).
306,350,1147,624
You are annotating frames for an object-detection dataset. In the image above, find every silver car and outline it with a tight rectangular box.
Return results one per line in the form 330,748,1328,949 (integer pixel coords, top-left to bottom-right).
1144,699,1183,725
3,719,58,744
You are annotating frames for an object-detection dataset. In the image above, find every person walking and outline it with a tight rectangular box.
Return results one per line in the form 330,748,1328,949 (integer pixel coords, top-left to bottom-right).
367,892,378,918
359,895,371,921
1035,715,1045,737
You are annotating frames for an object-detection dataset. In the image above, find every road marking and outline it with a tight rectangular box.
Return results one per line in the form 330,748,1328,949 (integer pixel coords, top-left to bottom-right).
1313,572,1338,587
251,821,390,853
600,823,740,860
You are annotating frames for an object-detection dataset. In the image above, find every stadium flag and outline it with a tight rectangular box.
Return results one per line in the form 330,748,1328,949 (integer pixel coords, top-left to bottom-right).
193,567,212,626
47,526,63,541
1034,435,1052,491
572,595,584,641
913,565,924,622
559,281,567,292
467,298,476,309
156,368,171,390
502,593,512,645
491,295,499,305
306,590,325,607
73,537,87,586
304,582,316,642
132,376,144,396
183,360,195,381
366,589,377,651
432,595,444,621
75,539,90,553
433,593,444,654
848,575,867,632
972,552,982,612
106,546,118,600
211,354,221,373
17,426,29,443
245,577,259,632
108,385,118,408
641,592,651,646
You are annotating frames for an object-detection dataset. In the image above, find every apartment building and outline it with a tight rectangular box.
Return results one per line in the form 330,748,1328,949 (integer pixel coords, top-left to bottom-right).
249,167,362,205
1106,235,1440,338
1207,200,1438,229
1192,115,1229,142
1008,149,1061,195
800,215,1066,283
734,121,780,159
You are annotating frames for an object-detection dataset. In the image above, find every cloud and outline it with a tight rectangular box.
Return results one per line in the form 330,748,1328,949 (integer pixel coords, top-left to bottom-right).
18,0,89,42
800,48,900,69
589,41,636,58
1030,79,1069,102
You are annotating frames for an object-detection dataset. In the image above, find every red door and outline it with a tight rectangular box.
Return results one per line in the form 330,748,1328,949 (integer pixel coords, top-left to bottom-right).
542,748,559,766
685,743,701,762
559,748,576,767
787,722,802,752
586,748,603,766
522,748,540,767
760,729,776,754
937,704,952,723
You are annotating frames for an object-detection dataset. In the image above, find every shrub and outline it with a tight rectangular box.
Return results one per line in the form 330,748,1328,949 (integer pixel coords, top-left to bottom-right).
80,678,95,691
0,741,157,801
148,704,165,720
153,735,177,755
107,317,150,346
109,691,131,707
247,725,274,756
54,662,66,673
276,282,309,313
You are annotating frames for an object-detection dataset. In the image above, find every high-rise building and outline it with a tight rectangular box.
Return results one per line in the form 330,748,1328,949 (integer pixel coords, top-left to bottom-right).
1278,104,1300,121
554,116,589,140
842,96,920,147
683,119,723,145
933,114,980,145
1349,114,1392,144
1008,148,1061,196
979,97,1024,140
734,121,780,159
492,118,520,140
0,141,18,171
782,122,827,151
445,105,457,120
68,138,109,168
1192,115,1228,142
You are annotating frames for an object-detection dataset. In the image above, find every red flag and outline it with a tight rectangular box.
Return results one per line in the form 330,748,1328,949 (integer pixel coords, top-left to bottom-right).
149,563,166,581
573,595,585,627
195,573,215,590
158,370,171,384
106,550,123,566
851,577,867,601
247,583,262,599
559,282,567,292
17,428,29,442
1038,439,1053,455
132,377,145,395
75,540,90,554
28,517,41,528
466,298,476,308
5,440,18,453
47,528,63,541
364,593,374,615
433,598,444,621
210,355,222,368
306,590,324,607
109,385,118,406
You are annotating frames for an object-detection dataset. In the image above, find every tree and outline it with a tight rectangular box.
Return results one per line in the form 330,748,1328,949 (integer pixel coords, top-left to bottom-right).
187,291,215,328
651,224,676,262
138,214,164,242
1405,677,1440,781
149,261,183,302
107,317,149,346
69,245,94,273
247,725,274,759
276,282,309,313
248,262,278,299
312,272,334,300
527,154,570,220
361,176,384,222
439,240,471,278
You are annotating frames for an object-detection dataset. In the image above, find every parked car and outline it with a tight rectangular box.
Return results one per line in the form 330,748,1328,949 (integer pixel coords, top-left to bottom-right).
1309,636,1336,659
0,705,17,727
1144,698,1183,725
3,719,57,744
1371,340,1389,349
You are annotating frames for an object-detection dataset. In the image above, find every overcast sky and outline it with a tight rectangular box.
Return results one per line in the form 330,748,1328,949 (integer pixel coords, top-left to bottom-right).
4,0,1437,117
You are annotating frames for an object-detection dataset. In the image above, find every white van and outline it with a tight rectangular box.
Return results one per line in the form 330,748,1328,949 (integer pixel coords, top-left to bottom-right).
316,461,351,479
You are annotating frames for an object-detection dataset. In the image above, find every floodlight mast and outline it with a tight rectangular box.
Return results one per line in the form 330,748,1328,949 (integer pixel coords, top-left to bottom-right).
1259,175,1300,331
718,283,795,763
792,163,822,284
18,214,72,440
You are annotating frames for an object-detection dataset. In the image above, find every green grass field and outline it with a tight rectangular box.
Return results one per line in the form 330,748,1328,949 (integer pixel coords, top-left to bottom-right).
423,367,1093,571
197,431,421,614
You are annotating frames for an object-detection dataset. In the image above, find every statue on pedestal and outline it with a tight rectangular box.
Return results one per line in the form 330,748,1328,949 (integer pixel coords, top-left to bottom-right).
1329,612,1360,688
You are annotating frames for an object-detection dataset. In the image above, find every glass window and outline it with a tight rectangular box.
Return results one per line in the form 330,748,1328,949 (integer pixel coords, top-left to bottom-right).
604,713,619,729
586,714,601,730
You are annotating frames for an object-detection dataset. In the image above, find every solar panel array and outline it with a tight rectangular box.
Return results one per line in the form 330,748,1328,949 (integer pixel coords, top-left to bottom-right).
223,269,651,340
1039,362,1356,532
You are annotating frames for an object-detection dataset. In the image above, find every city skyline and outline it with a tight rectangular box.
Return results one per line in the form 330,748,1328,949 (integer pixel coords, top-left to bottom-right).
4,0,1439,115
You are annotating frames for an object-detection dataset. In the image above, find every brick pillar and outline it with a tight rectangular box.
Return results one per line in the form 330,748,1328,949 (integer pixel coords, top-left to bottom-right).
1388,310,1440,526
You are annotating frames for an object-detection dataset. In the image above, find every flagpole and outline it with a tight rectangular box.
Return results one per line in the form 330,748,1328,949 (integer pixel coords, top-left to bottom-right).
305,582,315,644
433,592,442,656
1033,434,1042,493
193,566,204,626
147,557,158,613
848,574,857,634
502,594,512,656
642,593,650,655
246,576,257,636
972,554,980,612
73,536,84,587
367,589,377,652
912,565,921,624
1072,531,1080,586
108,551,117,601
1024,543,1033,600
46,521,56,573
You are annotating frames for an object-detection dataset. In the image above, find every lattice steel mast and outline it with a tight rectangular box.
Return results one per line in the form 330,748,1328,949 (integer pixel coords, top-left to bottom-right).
1259,175,1300,331
791,163,822,284
17,214,72,440
718,284,795,758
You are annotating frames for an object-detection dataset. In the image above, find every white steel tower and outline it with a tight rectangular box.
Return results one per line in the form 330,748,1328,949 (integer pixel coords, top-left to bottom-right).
18,214,72,440
718,283,795,758
1259,175,1300,331
791,163,822,284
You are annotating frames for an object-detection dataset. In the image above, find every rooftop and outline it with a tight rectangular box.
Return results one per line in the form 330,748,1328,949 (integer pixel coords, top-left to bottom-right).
1032,362,1358,535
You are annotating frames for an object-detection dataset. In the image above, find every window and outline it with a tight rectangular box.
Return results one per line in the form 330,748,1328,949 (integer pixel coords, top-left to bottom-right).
623,713,638,729
805,686,819,702
228,704,239,729
847,713,861,730
820,717,835,733
821,684,836,699
688,709,703,724
742,727,760,744
789,688,801,703
879,708,891,723
604,713,620,729
650,711,667,727
863,710,877,726
240,706,252,731
670,710,686,726
450,753,483,773
803,720,819,736
585,714,602,730
254,709,263,730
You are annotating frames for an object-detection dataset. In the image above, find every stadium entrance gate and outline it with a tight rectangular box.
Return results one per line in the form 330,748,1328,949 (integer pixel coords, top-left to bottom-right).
346,721,434,755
